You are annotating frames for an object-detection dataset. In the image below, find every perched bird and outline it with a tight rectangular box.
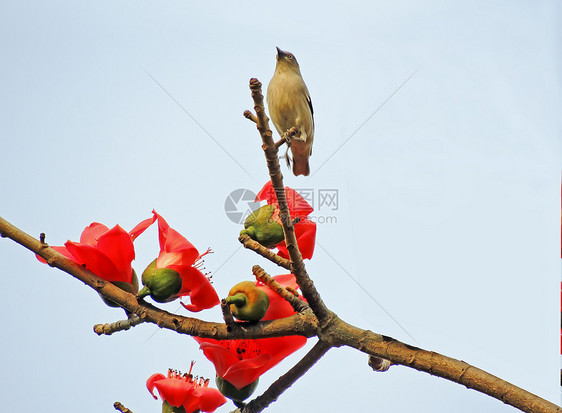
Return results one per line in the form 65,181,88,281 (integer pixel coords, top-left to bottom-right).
267,47,314,176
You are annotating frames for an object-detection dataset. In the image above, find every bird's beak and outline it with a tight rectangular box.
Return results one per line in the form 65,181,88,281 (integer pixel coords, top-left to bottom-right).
276,47,287,59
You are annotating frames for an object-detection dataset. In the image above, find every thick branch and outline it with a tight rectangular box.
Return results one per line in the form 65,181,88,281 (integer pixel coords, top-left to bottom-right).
0,216,317,340
238,233,291,270
247,78,330,323
243,340,331,413
321,315,561,413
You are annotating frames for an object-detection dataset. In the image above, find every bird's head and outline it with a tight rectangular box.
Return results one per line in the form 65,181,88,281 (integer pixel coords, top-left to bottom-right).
275,47,300,72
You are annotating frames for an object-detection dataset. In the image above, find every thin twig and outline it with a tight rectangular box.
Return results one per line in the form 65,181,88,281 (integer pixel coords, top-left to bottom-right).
243,110,257,123
252,265,308,313
274,138,287,149
243,340,331,413
238,233,291,270
221,298,237,326
94,315,145,336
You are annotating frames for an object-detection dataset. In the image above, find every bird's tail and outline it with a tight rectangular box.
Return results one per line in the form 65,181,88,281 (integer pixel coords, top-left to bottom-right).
291,141,311,176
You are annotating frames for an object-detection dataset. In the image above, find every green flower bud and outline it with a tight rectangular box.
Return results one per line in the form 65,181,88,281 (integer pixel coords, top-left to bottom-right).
226,281,270,322
240,204,284,248
138,259,182,303
215,375,259,404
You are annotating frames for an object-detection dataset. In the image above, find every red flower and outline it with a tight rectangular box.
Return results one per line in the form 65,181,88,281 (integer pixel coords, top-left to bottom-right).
195,274,307,389
37,221,151,284
136,210,220,312
147,364,226,413
256,181,316,259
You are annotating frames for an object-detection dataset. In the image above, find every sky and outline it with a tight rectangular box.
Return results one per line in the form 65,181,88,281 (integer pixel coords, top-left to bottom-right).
0,1,560,412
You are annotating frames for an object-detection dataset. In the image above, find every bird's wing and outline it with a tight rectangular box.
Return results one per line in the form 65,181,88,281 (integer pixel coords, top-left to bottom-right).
306,91,314,116
305,88,314,156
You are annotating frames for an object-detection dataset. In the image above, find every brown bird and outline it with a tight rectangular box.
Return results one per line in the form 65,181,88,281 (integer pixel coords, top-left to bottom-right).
267,47,314,176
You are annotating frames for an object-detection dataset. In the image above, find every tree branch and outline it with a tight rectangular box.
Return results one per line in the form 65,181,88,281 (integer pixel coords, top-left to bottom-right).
221,298,237,326
1,214,559,412
246,78,331,323
113,402,133,413
94,315,144,336
322,315,562,413
243,340,331,413
238,233,291,270
0,216,317,341
252,265,309,313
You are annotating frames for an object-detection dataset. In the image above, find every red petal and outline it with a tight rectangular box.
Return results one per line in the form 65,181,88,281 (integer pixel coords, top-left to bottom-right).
65,242,130,283
197,341,271,389
79,223,110,245
258,273,299,290
256,181,276,203
146,373,166,400
147,372,226,413
177,267,220,312
153,211,199,265
196,335,307,390
276,220,316,260
225,336,306,388
196,341,241,378
256,181,313,218
154,378,194,408
221,353,272,389
284,187,313,218
129,214,157,241
96,225,135,273
193,387,227,412
182,393,200,413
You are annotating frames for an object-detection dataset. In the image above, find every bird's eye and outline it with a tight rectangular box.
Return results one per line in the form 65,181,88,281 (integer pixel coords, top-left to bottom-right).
288,54,293,60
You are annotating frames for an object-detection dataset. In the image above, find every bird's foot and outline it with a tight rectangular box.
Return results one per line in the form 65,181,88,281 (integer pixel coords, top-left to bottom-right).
286,127,299,141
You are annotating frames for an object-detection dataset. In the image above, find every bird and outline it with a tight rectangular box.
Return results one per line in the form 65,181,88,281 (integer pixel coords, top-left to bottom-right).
267,47,314,176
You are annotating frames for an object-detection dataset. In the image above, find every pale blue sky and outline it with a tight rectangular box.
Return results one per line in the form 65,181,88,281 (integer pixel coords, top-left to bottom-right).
1,1,560,412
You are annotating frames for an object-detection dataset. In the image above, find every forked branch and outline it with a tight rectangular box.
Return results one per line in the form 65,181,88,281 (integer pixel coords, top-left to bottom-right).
246,78,330,323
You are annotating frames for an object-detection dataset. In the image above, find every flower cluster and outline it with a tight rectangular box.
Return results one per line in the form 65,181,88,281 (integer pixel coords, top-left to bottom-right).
36,210,220,312
37,196,313,407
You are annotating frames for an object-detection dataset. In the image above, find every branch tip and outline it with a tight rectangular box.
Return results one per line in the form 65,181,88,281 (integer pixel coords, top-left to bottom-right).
244,110,258,123
238,233,291,270
221,298,236,326
251,265,308,314
114,401,133,413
